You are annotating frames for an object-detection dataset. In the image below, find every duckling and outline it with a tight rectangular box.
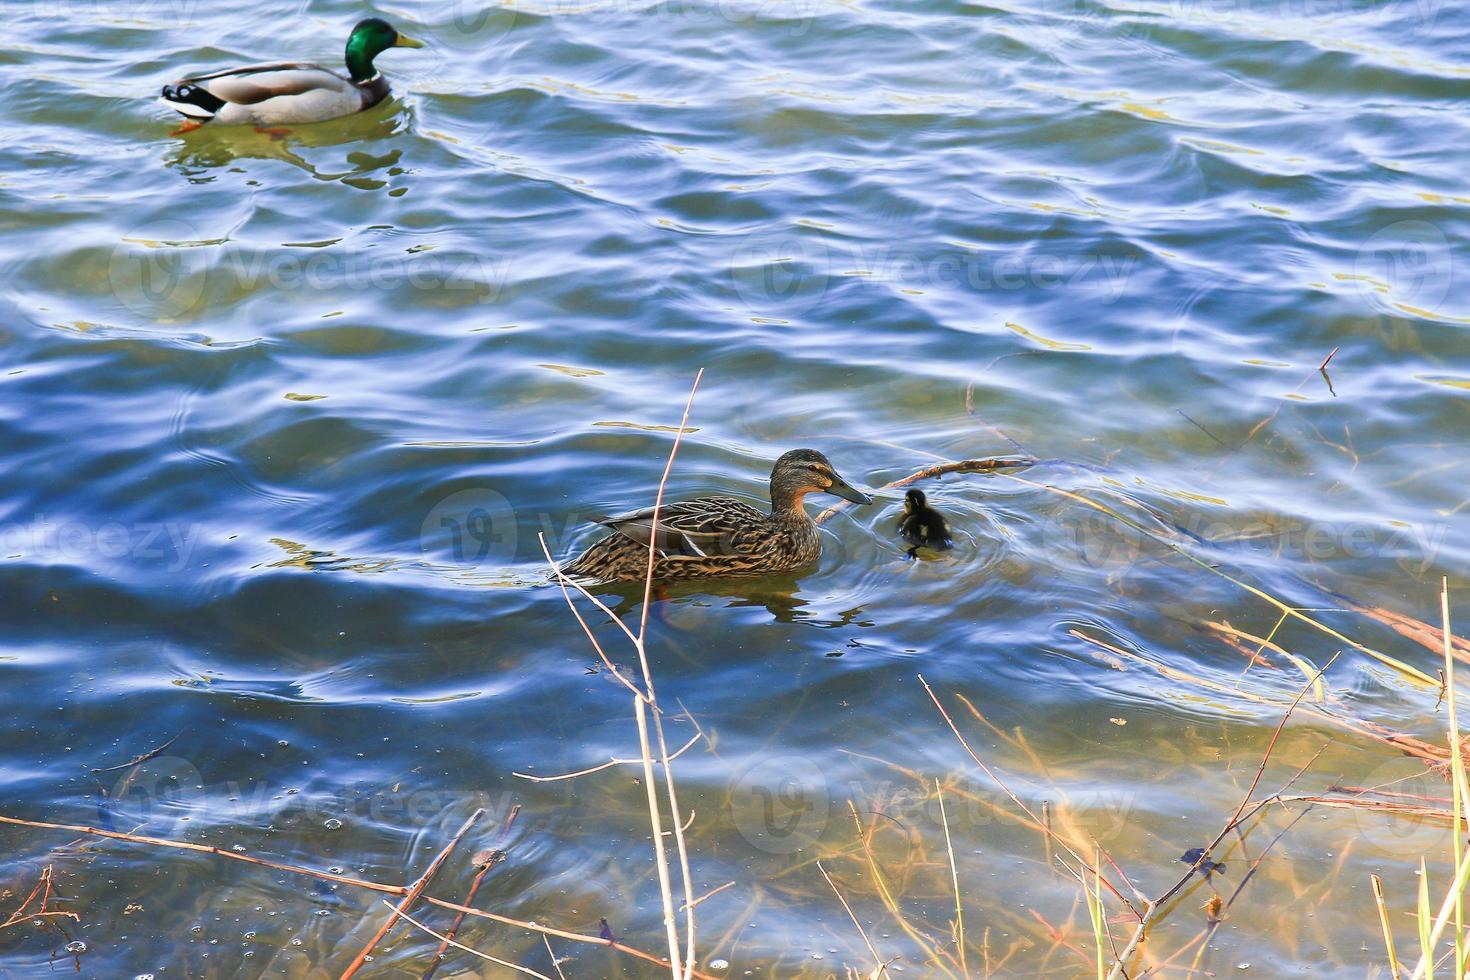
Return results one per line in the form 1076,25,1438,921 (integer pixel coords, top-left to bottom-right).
160,18,424,134
562,449,873,583
896,488,952,557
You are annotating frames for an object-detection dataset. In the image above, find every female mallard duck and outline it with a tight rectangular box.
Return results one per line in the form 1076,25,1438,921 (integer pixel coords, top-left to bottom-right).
160,18,423,133
562,449,873,583
896,487,952,557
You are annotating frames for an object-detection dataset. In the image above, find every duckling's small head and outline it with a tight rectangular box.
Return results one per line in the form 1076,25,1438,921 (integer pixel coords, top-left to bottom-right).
770,449,873,508
904,488,928,512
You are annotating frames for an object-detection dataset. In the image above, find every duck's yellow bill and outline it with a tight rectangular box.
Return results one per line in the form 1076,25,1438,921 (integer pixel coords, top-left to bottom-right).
395,33,425,48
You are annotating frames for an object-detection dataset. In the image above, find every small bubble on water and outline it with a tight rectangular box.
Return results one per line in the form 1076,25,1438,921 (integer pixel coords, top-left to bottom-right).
244,931,256,939
134,975,156,979
323,818,343,830
65,941,86,954
708,959,730,970
232,844,247,852
1237,964,1252,971
313,909,332,917
277,740,289,747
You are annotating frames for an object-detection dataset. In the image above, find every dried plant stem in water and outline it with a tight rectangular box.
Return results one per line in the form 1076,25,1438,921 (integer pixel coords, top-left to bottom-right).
0,813,702,976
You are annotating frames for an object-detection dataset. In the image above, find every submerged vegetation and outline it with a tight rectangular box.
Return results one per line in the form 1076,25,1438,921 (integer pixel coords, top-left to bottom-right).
1,377,1464,977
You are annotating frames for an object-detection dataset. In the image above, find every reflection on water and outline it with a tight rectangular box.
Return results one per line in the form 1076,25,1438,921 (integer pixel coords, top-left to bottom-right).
162,109,412,191
2,0,1468,974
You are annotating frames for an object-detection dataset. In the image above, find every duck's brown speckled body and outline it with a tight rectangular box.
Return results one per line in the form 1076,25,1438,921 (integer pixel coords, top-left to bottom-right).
562,449,872,583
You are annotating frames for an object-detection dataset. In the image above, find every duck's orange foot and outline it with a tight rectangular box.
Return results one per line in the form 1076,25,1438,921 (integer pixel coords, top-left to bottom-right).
253,126,291,141
170,119,206,136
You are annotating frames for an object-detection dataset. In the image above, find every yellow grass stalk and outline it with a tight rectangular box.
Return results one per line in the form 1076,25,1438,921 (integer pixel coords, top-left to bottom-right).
936,780,968,978
1373,875,1403,980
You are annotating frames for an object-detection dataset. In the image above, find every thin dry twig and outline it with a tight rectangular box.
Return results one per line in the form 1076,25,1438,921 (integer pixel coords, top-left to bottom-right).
819,861,891,978
1104,656,1336,979
0,812,702,976
89,732,182,774
936,780,968,978
0,864,77,930
814,456,1036,525
381,901,554,980
513,733,702,783
421,804,521,980
341,807,485,979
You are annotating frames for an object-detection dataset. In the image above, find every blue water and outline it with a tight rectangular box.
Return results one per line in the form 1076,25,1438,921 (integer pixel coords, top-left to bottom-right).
1,0,1466,975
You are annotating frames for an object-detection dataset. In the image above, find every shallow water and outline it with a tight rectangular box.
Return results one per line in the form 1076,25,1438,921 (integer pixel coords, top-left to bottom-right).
1,0,1467,975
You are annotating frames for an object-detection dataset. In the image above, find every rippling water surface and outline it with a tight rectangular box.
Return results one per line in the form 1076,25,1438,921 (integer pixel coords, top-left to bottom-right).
2,0,1467,975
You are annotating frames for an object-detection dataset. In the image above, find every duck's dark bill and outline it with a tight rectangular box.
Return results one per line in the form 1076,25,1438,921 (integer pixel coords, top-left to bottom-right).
828,476,873,505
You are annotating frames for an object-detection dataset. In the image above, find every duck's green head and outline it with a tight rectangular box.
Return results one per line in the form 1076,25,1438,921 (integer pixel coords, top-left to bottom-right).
770,449,873,509
346,17,424,82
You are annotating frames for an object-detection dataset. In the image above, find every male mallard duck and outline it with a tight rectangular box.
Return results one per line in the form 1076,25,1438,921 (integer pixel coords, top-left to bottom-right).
896,488,952,557
160,18,424,133
562,449,873,583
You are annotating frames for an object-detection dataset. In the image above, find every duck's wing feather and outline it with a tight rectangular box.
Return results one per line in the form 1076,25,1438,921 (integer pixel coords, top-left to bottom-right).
595,497,767,558
181,62,354,104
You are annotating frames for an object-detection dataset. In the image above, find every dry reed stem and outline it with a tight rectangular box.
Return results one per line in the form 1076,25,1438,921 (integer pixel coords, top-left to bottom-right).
1373,875,1403,980
846,801,960,978
543,935,569,980
539,534,646,700
380,902,553,979
1405,584,1470,979
539,371,707,979
635,370,704,979
0,812,700,976
340,807,485,978
1348,601,1470,662
1208,620,1324,699
1071,630,1453,768
635,693,683,976
818,861,891,977
936,780,968,978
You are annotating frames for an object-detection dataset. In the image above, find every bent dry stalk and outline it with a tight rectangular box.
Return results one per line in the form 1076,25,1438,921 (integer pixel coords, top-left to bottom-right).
536,369,705,980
